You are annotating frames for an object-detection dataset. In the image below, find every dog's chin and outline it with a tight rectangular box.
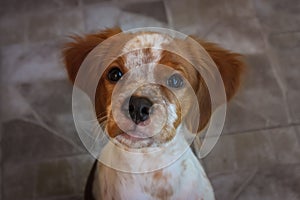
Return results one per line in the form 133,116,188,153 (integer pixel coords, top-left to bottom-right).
113,132,155,149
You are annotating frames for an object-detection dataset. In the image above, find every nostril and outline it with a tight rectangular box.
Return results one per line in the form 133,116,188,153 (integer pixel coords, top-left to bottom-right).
141,107,149,115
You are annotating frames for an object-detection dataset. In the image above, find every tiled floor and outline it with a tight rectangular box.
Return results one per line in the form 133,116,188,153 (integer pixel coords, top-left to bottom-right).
0,0,299,199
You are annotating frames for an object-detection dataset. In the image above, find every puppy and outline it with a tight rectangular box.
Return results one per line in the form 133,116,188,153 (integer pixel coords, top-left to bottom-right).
63,27,244,200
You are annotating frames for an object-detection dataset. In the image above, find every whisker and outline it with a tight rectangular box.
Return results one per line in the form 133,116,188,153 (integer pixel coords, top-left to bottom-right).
81,112,107,123
96,111,108,118
97,116,108,121
96,115,107,121
100,122,107,130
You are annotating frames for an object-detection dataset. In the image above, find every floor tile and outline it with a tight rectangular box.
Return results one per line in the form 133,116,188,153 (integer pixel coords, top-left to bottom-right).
202,17,265,54
267,31,300,123
0,13,26,46
121,0,167,23
83,3,121,32
165,0,232,30
27,9,84,43
119,11,167,30
210,169,256,200
0,0,26,17
0,86,33,122
2,162,36,200
295,125,300,143
228,0,256,18
203,126,300,174
2,154,93,200
16,80,84,148
253,0,300,33
35,155,93,198
24,0,79,12
210,164,300,200
0,41,67,84
223,53,289,134
237,165,300,200
0,0,79,17
2,119,83,164
83,0,110,6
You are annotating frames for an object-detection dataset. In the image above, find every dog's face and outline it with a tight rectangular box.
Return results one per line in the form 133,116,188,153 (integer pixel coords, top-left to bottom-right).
63,28,244,149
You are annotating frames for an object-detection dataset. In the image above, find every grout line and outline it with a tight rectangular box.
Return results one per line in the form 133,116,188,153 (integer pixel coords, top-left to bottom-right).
291,125,300,146
208,162,300,178
3,152,91,166
232,167,258,200
223,122,300,136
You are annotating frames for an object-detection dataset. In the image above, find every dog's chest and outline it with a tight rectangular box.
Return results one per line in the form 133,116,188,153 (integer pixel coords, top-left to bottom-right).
94,148,215,200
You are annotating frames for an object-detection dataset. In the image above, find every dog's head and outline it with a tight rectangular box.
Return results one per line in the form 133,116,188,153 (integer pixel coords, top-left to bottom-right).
63,28,244,149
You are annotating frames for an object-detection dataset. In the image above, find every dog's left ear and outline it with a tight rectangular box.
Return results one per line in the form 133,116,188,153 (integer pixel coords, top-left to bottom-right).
199,40,245,101
193,39,245,132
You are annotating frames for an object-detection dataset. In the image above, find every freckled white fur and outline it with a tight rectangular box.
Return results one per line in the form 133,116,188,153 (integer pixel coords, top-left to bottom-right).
167,104,177,126
95,126,215,200
122,33,171,82
123,33,171,59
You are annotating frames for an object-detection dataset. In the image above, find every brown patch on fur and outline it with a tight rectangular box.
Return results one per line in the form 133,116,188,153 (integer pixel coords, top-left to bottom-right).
153,171,163,180
106,117,123,137
160,39,245,132
195,39,245,131
63,27,122,83
159,52,196,134
154,186,174,200
146,170,174,200
62,28,129,138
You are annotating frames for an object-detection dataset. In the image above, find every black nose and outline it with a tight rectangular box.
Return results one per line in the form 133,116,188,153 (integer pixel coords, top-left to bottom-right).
128,96,153,124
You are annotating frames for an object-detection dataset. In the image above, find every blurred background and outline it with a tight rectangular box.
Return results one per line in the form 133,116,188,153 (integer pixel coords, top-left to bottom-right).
0,0,299,199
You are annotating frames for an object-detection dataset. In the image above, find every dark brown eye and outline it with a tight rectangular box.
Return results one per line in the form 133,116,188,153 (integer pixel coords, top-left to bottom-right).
107,67,123,82
167,74,184,88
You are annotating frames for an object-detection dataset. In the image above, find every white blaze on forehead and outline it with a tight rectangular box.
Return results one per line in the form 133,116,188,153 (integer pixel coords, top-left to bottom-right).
123,33,171,50
122,33,172,70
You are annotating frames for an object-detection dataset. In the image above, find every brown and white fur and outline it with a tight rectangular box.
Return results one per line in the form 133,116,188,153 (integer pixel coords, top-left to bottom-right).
63,28,244,200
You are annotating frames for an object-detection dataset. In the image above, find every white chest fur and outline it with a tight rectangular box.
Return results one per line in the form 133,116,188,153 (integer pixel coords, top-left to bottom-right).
93,133,215,200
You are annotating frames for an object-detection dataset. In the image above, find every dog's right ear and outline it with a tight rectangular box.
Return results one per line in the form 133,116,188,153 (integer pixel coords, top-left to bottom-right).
62,28,122,84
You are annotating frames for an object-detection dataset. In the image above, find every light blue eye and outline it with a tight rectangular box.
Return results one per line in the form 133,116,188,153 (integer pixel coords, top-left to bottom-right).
167,74,184,88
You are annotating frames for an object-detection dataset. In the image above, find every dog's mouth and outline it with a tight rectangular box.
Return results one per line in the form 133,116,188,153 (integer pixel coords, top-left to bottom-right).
114,131,155,148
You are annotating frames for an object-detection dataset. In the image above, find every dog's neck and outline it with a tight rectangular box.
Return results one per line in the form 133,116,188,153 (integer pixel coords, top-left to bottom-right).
99,124,194,173
94,125,215,200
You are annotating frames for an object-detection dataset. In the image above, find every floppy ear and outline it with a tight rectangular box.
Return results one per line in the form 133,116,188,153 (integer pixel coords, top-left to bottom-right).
199,40,245,101
62,27,122,84
195,40,245,131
